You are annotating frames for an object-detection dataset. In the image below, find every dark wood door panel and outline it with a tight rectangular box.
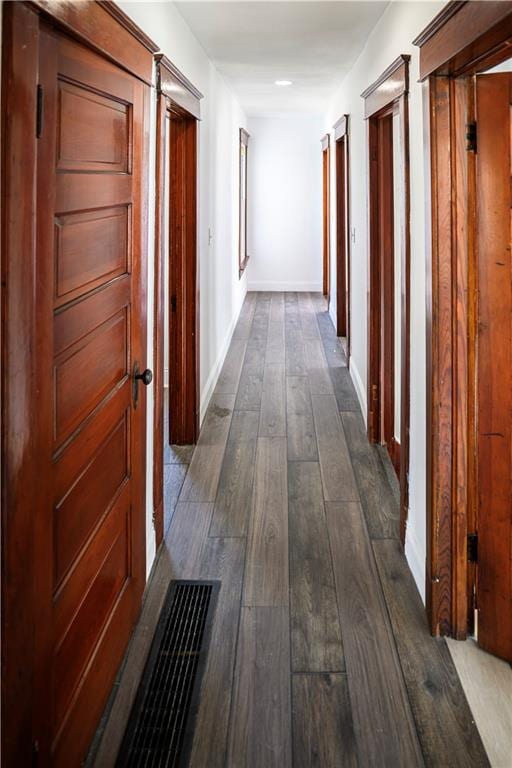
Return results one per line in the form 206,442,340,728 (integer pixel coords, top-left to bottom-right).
54,277,131,356
54,496,130,731
54,410,129,586
54,307,128,445
54,384,131,490
54,206,130,306
57,80,130,173
54,481,129,641
52,571,134,766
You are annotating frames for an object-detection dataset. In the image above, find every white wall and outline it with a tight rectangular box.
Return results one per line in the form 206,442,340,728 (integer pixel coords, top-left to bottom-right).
324,0,444,600
246,115,324,291
119,1,248,574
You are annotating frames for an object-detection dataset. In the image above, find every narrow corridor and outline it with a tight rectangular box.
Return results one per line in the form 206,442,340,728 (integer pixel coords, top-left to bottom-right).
93,292,487,767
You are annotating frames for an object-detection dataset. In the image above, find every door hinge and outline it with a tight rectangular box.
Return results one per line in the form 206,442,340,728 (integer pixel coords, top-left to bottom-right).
467,532,478,563
171,295,177,312
36,85,43,139
466,121,477,152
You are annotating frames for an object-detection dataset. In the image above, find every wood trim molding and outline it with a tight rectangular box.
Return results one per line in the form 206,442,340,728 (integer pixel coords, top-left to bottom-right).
414,0,512,80
361,54,410,118
28,0,157,84
239,128,250,277
321,133,330,151
152,94,167,548
421,6,512,640
333,114,349,140
425,74,475,639
1,5,41,762
156,53,203,120
98,1,159,52
335,118,351,357
365,61,411,546
412,1,468,47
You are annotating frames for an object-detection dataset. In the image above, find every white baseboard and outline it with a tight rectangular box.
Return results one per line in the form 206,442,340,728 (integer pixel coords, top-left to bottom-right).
247,281,322,292
199,296,245,424
349,357,367,425
405,526,426,604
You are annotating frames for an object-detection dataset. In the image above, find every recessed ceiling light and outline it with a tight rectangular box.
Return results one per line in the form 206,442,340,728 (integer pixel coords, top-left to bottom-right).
275,80,292,86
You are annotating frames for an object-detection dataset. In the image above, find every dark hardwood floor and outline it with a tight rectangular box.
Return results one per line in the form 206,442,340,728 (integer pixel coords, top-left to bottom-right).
91,292,489,768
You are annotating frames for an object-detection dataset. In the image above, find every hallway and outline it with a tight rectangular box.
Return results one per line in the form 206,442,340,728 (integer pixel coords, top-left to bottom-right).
94,292,487,767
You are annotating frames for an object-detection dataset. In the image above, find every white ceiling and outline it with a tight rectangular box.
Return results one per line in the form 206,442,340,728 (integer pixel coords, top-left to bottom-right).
175,1,389,116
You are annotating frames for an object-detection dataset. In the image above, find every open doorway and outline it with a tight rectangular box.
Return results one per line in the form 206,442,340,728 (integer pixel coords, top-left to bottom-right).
334,114,350,357
362,55,410,541
153,56,202,546
416,2,512,659
321,134,330,303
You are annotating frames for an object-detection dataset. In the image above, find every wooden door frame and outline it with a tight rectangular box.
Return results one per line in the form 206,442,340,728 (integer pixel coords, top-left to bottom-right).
361,55,411,543
321,134,331,302
0,2,156,763
239,127,250,276
414,0,512,639
153,55,202,546
333,114,350,357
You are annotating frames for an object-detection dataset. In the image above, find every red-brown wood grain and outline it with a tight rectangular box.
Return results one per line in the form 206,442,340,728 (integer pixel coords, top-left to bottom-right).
475,72,512,661
363,59,411,543
2,4,152,764
335,121,350,356
416,1,512,642
1,4,41,763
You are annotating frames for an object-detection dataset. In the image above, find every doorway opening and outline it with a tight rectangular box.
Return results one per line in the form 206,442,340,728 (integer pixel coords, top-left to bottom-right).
334,114,350,358
153,56,202,547
415,2,512,657
321,133,330,302
362,55,410,542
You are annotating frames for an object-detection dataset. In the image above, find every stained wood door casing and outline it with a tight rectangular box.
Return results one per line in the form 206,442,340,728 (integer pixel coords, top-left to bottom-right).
335,136,349,346
33,26,147,764
322,146,330,300
368,112,400,478
475,72,512,661
168,114,199,446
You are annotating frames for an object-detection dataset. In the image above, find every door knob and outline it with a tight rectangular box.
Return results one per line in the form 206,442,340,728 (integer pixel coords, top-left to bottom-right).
133,361,152,409
136,367,153,386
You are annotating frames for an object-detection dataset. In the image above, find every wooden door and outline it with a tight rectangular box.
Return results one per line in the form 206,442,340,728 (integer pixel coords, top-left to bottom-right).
34,26,147,763
475,71,512,661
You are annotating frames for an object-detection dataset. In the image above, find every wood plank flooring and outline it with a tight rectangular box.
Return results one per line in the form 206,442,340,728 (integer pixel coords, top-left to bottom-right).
90,292,490,768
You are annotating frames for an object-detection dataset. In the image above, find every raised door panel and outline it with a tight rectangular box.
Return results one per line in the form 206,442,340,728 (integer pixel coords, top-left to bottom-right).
53,306,128,445
35,26,146,765
54,205,130,305
57,80,130,173
54,411,129,586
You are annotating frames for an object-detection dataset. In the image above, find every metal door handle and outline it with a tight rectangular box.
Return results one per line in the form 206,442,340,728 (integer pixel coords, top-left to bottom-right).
133,361,152,409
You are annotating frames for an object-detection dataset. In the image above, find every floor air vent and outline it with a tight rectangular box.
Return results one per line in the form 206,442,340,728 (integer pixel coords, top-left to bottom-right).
117,580,219,768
